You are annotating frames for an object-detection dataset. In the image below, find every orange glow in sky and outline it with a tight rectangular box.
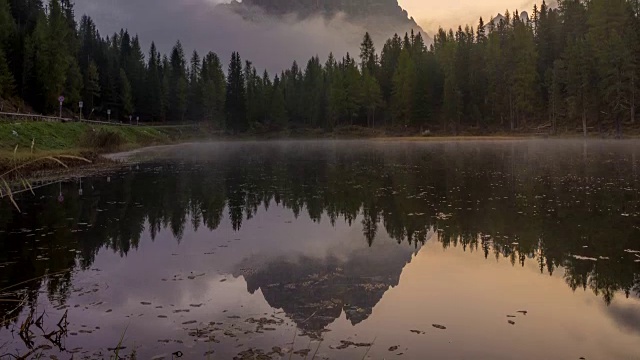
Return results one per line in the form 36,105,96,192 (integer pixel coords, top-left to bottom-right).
399,0,543,32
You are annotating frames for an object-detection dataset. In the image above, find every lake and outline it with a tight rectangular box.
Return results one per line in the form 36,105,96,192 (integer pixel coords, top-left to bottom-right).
1,140,639,359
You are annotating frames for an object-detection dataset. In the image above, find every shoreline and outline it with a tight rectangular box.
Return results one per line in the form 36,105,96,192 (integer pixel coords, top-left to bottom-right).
3,130,640,184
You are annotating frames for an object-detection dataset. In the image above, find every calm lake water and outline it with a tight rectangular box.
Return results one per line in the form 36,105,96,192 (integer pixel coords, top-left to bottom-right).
1,140,640,359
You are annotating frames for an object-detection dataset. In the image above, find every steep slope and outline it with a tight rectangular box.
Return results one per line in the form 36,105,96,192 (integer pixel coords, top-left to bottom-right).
221,0,427,45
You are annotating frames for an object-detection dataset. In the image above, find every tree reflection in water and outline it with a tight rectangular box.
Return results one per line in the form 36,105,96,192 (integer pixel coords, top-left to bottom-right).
1,140,640,329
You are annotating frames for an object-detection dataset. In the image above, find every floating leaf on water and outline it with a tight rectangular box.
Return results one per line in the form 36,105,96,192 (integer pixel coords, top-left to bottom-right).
410,330,425,335
432,324,447,330
389,346,399,351
517,311,528,315
572,255,598,261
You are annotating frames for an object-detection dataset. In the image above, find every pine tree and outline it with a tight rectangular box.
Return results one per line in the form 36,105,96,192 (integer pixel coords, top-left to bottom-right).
325,53,343,128
119,68,133,118
169,41,187,121
0,49,12,97
550,59,567,133
343,53,362,125
283,61,303,124
361,70,382,127
65,59,83,108
0,0,15,96
270,75,287,128
188,50,202,121
379,34,403,109
477,17,487,43
511,15,538,128
588,0,636,136
226,52,247,133
303,56,323,127
244,60,259,127
84,60,100,112
391,48,415,126
146,42,162,121
360,32,376,75
23,0,76,112
160,55,170,121
127,35,146,117
201,52,226,127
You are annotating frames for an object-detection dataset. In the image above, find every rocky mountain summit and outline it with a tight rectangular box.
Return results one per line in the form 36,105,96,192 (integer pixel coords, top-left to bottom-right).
221,0,425,44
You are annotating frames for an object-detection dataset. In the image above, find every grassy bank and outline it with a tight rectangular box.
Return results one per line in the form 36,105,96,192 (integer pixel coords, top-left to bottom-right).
0,121,209,175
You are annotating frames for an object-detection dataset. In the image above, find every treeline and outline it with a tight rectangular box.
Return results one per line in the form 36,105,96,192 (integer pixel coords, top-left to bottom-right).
0,0,639,134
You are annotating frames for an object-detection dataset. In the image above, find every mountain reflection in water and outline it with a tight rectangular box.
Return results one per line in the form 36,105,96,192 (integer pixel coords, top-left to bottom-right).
1,140,639,359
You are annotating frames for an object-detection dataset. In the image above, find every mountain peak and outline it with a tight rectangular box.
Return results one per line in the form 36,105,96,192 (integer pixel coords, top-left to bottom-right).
224,0,424,43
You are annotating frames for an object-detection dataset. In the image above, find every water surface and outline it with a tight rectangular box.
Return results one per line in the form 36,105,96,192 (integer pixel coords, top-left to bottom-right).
1,140,639,359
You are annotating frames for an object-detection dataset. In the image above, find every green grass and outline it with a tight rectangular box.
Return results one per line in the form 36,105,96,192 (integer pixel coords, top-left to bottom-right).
0,121,213,175
0,121,202,155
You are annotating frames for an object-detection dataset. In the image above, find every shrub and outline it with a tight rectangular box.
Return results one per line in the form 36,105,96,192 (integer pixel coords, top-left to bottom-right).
81,128,125,151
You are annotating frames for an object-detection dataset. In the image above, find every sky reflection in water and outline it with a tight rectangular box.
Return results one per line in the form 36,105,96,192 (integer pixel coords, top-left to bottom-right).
1,140,639,359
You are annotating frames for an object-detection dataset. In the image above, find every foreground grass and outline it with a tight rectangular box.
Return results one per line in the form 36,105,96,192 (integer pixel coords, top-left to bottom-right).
0,121,209,175
0,122,179,152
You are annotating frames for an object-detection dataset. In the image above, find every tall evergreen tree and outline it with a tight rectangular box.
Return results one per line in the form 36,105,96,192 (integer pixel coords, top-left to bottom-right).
360,32,377,75
188,50,202,121
119,67,133,118
201,52,226,126
226,52,247,133
146,42,162,121
0,0,15,97
169,41,187,121
391,48,415,126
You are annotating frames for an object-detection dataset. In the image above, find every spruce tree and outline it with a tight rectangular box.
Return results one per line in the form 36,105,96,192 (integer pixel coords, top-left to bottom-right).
169,41,187,121
188,50,202,121
146,42,162,121
226,52,247,133
119,68,133,118
84,60,100,113
359,32,376,75
201,52,226,127
270,75,288,128
391,48,415,126
0,0,14,96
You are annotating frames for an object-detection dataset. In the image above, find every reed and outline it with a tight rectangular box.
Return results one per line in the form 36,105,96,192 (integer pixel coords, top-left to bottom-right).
0,144,90,212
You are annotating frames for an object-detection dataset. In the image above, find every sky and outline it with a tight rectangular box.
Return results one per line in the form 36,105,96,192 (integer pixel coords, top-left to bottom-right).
73,0,557,72
400,0,551,31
